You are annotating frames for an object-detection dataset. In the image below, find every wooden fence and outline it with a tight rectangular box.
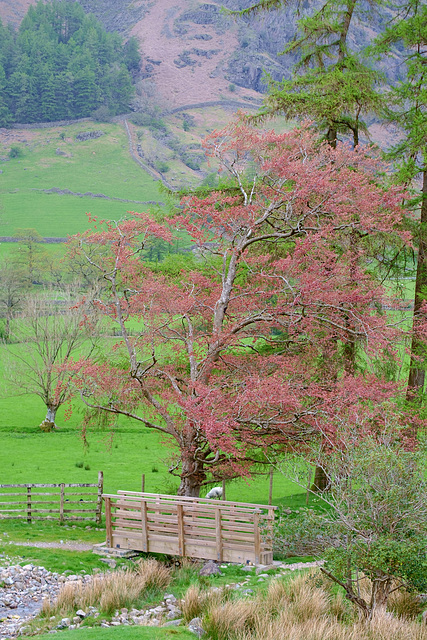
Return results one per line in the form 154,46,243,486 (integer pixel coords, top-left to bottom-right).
0,472,104,524
103,491,276,565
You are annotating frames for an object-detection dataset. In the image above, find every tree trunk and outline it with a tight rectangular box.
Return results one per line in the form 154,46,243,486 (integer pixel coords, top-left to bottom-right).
40,405,58,431
311,465,330,492
326,125,337,148
177,454,206,497
368,577,392,620
406,167,427,403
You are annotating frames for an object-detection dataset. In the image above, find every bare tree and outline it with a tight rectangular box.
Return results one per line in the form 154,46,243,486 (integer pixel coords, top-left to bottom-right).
4,287,100,429
0,259,28,340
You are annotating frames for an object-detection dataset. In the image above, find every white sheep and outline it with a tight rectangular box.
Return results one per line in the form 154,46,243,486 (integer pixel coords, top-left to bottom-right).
205,486,223,500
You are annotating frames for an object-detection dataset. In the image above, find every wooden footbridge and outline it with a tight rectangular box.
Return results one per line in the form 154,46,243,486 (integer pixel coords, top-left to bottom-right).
103,491,276,565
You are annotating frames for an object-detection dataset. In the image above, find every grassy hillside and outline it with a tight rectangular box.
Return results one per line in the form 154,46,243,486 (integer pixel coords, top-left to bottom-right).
0,122,164,239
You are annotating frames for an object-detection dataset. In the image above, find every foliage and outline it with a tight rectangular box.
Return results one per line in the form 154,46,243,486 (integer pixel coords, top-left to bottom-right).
67,119,418,496
301,438,427,618
372,1,427,401
238,0,382,147
0,0,139,124
8,144,23,158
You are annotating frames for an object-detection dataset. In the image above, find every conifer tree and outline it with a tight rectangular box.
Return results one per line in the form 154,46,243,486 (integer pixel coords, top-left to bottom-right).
236,0,382,147
374,2,427,400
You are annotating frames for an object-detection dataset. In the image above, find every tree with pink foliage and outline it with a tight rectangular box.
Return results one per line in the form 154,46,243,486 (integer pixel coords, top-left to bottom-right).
69,120,420,496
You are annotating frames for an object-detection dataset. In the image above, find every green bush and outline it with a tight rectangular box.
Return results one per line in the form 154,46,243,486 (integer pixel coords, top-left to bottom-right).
9,145,24,159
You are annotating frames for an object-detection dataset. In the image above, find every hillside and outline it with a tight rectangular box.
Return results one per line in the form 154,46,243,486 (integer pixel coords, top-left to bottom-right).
0,0,296,110
0,0,400,115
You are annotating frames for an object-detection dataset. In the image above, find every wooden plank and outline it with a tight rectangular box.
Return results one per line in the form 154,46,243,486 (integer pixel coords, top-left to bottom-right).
60,484,65,524
177,504,185,556
0,500,60,506
105,497,112,547
113,491,277,510
141,500,148,552
253,510,261,565
112,499,263,518
0,483,98,489
64,509,96,520
96,471,103,526
215,507,223,562
27,486,31,524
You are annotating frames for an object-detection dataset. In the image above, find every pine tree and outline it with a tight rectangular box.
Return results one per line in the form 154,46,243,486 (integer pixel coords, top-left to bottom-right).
374,2,427,401
242,0,382,147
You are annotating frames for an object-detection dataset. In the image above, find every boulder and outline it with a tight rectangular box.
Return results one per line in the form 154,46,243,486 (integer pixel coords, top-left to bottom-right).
199,561,221,576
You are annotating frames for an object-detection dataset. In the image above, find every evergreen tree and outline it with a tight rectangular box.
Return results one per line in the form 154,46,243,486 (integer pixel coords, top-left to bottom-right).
0,0,140,124
374,2,427,400
237,0,382,147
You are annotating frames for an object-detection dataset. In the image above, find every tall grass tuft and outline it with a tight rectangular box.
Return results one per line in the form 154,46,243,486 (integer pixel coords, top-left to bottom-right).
203,599,263,640
181,584,230,623
43,558,171,617
189,570,427,640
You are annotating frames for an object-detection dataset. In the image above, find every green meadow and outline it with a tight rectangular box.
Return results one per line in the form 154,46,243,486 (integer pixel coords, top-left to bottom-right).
0,122,163,239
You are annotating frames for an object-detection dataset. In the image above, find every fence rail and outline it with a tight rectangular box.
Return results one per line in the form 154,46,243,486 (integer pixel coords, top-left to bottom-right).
0,472,103,524
104,491,276,565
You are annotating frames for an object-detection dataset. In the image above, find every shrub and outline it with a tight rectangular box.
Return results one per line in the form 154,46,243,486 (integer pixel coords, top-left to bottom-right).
9,145,23,159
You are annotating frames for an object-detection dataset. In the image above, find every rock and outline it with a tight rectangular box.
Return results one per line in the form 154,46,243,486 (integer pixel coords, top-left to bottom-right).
164,594,177,603
199,561,221,576
164,618,183,627
75,610,86,618
75,130,104,142
57,618,71,629
167,606,182,619
188,617,205,637
241,566,254,572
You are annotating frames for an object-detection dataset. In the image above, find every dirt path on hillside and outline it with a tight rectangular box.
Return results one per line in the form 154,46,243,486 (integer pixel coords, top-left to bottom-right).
122,118,175,191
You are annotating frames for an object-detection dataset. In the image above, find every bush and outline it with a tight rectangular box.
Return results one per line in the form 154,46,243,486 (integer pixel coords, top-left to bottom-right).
156,161,170,173
91,106,112,122
9,145,23,159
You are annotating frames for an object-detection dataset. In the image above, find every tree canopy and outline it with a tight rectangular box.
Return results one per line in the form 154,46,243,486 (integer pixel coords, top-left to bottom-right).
0,0,139,125
66,120,423,496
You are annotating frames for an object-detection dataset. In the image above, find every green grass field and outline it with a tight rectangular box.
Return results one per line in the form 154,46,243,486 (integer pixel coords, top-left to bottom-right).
0,122,163,238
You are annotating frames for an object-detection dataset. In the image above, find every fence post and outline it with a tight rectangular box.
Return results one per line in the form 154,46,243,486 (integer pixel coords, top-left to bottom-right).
222,479,226,501
60,484,65,523
26,486,32,524
105,497,112,547
268,468,273,506
141,500,148,552
177,503,185,556
141,473,145,493
215,507,223,562
254,509,261,565
96,471,104,525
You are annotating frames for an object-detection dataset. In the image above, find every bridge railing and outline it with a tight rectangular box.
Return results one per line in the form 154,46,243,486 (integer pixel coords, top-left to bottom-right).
103,491,276,565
